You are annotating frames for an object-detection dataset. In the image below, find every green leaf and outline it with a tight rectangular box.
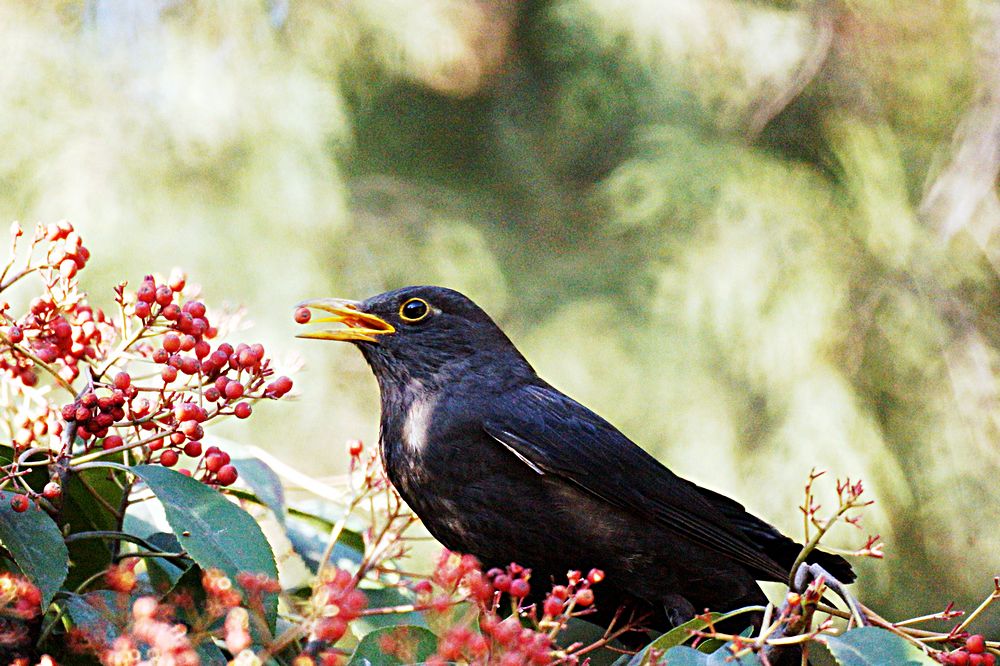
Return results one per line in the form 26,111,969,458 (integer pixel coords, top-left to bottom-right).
826,627,937,666
0,493,69,606
59,591,127,647
231,458,286,525
353,587,427,635
129,465,279,629
347,625,439,666
142,532,191,595
61,467,129,591
623,607,762,666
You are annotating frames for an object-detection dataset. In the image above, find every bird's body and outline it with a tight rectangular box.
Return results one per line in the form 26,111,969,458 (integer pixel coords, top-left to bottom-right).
299,286,854,630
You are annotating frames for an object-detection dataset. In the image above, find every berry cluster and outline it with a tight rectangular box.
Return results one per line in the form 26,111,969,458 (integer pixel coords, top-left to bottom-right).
1,221,103,388
0,572,43,620
60,386,131,443
940,635,996,665
308,567,369,646
97,596,199,666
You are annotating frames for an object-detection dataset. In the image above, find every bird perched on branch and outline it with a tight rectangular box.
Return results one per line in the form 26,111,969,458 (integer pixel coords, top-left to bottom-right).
297,285,854,633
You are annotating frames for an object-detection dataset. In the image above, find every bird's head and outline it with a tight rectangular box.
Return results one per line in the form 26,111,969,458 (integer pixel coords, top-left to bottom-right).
296,286,529,387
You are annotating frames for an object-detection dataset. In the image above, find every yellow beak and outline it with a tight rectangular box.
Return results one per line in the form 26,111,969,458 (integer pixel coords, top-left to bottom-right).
295,298,395,343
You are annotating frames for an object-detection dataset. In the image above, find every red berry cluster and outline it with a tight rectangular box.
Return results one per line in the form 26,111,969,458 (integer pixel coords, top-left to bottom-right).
488,562,532,600
203,568,243,611
0,221,104,388
477,614,553,665
60,387,131,443
0,572,43,620
941,636,996,665
41,220,91,280
308,567,368,646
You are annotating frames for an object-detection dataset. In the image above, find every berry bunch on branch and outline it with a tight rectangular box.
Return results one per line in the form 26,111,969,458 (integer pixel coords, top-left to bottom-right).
0,221,995,665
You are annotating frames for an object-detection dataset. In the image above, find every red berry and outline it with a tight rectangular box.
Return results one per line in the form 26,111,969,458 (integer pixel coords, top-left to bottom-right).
7,326,23,344
159,450,179,467
968,636,986,654
233,402,252,419
204,386,221,402
970,654,984,666
574,589,594,607
155,285,173,306
543,596,563,617
163,333,181,353
61,404,77,421
170,431,186,446
147,438,164,451
137,281,156,303
983,654,995,666
224,381,244,400
114,372,131,390
194,340,211,359
152,348,169,364
183,441,202,457
180,335,196,352
587,568,604,584
162,304,181,321
181,420,204,441
270,376,293,396
348,440,363,456
312,616,347,643
134,301,151,319
102,435,124,450
205,452,225,472
161,366,177,383
185,301,206,318
179,356,200,375
216,464,238,486
168,269,186,292
9,495,29,512
493,574,511,593
294,307,311,324
510,579,530,598
42,482,61,500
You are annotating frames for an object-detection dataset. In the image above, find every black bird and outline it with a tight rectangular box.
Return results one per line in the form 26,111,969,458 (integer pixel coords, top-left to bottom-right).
298,285,854,631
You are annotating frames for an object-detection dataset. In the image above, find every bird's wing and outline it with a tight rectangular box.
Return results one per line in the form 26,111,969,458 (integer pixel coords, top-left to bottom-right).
483,383,788,580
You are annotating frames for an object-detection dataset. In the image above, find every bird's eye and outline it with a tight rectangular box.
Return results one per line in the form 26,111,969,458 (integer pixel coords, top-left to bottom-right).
399,298,430,323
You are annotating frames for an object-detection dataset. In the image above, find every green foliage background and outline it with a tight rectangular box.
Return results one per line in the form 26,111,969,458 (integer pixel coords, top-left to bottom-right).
2,0,998,634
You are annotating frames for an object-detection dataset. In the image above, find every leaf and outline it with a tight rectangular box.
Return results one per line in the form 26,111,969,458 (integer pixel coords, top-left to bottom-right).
0,493,69,606
623,608,761,666
347,625,439,666
285,512,364,573
130,465,279,629
231,457,286,526
61,467,129,591
826,627,937,666
353,587,427,635
60,591,128,647
142,532,191,595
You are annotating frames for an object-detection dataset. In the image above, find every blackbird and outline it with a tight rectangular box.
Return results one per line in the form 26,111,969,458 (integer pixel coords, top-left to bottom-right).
298,285,854,631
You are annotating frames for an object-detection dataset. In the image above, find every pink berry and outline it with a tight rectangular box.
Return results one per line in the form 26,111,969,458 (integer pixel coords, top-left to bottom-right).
233,402,252,419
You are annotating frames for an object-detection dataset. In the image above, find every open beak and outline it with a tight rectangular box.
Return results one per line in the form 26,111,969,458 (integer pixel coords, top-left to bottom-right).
295,298,395,343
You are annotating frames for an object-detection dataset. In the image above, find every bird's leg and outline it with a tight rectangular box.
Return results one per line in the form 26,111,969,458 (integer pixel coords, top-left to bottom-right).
763,563,867,665
791,562,867,628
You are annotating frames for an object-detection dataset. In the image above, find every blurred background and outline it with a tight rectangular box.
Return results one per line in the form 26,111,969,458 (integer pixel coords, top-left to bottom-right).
2,0,999,632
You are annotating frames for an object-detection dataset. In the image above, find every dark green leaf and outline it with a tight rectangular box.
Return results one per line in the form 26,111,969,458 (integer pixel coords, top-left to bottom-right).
826,627,937,666
60,591,127,647
61,467,128,591
130,465,278,630
347,625,439,666
231,458,286,525
194,638,228,666
143,532,191,595
0,493,69,606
